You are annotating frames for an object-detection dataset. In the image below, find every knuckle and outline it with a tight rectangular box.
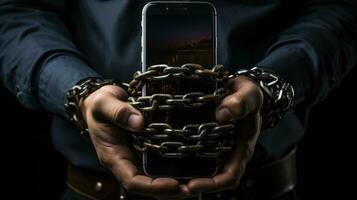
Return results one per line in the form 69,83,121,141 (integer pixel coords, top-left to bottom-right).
228,95,244,107
112,104,131,123
91,92,108,108
101,85,128,99
234,97,246,109
227,96,247,116
89,93,109,119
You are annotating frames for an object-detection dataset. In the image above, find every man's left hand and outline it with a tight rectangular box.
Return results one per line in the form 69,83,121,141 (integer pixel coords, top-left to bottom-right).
187,75,264,193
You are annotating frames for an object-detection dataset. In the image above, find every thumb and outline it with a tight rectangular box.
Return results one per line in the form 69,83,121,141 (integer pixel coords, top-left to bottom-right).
215,77,263,123
89,91,144,131
101,97,144,131
215,94,248,123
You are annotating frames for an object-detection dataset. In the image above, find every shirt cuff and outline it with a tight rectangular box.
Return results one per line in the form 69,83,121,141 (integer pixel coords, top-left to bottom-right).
38,54,101,117
257,41,316,108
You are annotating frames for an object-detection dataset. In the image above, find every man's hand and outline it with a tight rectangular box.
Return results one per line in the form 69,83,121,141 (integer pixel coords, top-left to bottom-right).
80,85,192,199
187,76,264,193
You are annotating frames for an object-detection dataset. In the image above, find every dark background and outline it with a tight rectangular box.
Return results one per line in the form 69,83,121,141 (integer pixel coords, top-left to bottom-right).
1,67,356,199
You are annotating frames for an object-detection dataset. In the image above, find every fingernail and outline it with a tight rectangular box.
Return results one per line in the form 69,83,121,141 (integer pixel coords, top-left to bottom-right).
128,114,142,130
216,107,233,122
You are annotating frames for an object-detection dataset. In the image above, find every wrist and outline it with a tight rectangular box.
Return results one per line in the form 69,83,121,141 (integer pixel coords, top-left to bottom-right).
65,77,127,135
231,67,294,129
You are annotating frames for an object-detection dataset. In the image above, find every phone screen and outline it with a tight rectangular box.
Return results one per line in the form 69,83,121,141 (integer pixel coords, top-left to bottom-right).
146,14,214,68
143,3,218,178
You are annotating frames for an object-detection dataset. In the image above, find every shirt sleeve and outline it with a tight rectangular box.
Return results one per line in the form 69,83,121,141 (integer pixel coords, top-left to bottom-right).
258,0,357,109
0,0,100,117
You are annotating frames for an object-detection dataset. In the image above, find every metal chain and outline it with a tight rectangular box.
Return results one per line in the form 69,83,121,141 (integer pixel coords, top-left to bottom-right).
127,64,235,158
127,91,227,112
230,67,294,129
65,78,126,135
128,63,229,97
64,64,294,158
131,122,235,158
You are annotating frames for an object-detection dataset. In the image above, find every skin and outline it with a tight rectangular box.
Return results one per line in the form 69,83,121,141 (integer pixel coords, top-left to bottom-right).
80,76,264,199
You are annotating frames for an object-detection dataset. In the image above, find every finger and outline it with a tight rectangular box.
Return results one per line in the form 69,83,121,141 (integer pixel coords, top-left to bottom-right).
91,93,144,131
125,176,180,195
188,114,261,193
92,133,181,197
222,114,261,173
216,77,263,122
187,171,240,193
101,137,179,195
187,141,249,193
187,145,248,193
154,185,196,200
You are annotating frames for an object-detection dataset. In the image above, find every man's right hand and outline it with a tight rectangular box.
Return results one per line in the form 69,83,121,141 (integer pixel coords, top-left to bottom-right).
80,85,192,199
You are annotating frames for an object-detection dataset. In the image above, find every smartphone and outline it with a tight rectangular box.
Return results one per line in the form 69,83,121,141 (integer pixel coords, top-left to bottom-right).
141,1,218,178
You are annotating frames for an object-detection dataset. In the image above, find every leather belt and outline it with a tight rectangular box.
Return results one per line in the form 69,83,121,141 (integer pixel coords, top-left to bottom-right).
67,147,297,200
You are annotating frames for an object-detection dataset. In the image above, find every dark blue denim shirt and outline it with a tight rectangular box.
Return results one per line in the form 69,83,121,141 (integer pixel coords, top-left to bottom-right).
1,0,356,171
